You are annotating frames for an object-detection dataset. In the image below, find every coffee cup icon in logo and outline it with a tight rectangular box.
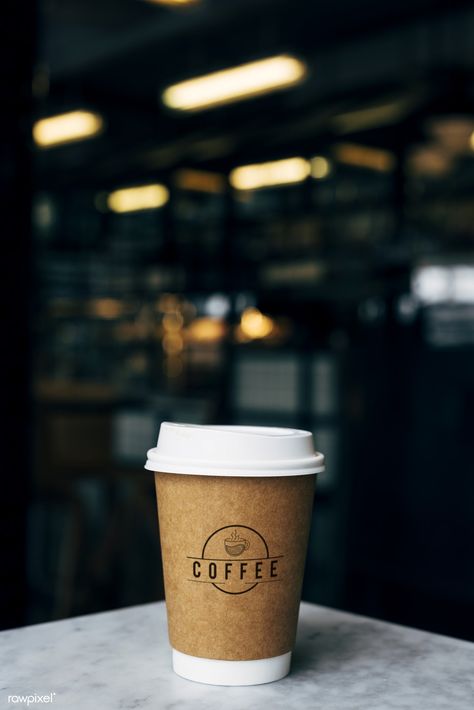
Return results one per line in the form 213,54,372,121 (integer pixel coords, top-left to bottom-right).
224,529,250,556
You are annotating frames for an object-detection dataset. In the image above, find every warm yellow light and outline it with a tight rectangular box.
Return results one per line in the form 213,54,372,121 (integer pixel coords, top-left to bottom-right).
162,55,306,112
332,100,412,133
240,308,274,339
334,143,396,172
428,116,474,155
174,169,226,193
230,157,310,191
470,131,474,151
146,0,198,5
163,333,184,354
407,145,452,177
107,184,169,213
89,298,122,319
33,110,104,148
187,317,226,342
157,293,180,312
311,156,331,179
162,311,184,332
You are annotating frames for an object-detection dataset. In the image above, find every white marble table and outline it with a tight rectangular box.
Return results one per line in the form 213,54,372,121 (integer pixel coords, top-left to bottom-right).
1,601,473,709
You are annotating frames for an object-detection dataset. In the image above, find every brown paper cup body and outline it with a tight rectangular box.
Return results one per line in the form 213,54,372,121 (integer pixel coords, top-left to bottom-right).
154,472,316,661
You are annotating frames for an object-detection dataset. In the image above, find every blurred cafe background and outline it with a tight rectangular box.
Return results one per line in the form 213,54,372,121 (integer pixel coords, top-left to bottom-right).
1,0,474,641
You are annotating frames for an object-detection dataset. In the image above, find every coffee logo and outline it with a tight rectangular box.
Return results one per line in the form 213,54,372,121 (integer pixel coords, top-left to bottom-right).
187,524,282,595
224,530,249,556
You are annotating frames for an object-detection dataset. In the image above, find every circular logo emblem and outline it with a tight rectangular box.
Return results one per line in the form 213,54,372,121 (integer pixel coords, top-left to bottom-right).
188,524,281,595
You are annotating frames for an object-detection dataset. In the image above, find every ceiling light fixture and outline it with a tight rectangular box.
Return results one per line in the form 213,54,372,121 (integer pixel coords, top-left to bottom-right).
334,143,396,172
230,157,310,191
174,169,226,193
407,145,452,178
33,110,104,148
145,0,198,6
427,116,474,156
162,54,307,112
107,184,169,213
240,308,274,340
311,156,331,179
332,99,413,134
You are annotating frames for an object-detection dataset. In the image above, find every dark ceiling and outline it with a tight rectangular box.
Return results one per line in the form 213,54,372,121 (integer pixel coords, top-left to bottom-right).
36,0,474,189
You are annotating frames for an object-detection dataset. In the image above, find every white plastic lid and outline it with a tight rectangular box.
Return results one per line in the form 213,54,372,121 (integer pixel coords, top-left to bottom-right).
145,422,324,477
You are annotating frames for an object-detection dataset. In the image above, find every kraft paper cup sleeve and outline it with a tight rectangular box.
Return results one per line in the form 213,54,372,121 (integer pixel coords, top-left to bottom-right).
154,472,316,661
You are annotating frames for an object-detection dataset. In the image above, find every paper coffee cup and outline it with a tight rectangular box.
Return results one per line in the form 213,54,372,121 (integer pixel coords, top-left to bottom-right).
145,423,324,686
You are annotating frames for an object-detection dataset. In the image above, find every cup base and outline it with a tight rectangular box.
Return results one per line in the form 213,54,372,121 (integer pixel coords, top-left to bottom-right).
172,649,292,686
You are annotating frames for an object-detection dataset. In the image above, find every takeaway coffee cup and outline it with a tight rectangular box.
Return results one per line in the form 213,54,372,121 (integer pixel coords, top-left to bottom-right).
145,423,324,686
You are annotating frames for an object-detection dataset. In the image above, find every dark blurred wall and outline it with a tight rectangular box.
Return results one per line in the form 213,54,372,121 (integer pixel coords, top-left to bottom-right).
0,1,36,629
2,0,473,640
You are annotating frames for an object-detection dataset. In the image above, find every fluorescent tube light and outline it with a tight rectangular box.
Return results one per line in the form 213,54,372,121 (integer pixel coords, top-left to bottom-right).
332,99,412,134
334,143,396,172
107,184,169,213
145,0,198,5
174,169,226,193
33,110,104,148
162,55,306,112
230,157,310,191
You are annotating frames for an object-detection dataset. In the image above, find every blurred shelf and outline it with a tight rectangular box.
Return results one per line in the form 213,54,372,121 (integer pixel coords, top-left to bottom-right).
35,379,119,404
